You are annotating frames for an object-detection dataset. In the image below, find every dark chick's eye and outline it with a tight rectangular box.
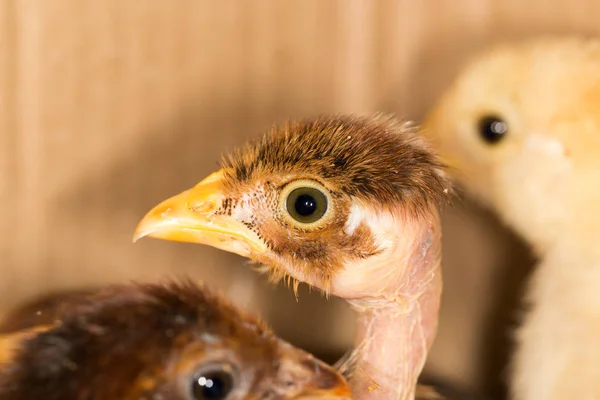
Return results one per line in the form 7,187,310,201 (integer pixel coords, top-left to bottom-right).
286,186,328,224
478,115,508,144
191,368,235,400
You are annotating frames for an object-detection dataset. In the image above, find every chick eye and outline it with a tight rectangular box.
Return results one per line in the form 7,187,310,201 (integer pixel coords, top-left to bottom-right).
191,367,235,400
280,180,332,227
286,187,327,223
478,115,508,144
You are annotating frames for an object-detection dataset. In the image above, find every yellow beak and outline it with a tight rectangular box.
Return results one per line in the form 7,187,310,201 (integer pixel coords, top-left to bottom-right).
294,369,353,400
280,345,353,400
133,169,267,258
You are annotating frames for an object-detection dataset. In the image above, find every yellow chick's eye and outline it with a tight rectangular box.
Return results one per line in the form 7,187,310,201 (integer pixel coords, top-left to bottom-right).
280,180,332,227
477,114,508,144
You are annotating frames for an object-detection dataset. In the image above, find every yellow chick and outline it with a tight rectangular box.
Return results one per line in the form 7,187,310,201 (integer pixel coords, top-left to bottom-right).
422,36,600,400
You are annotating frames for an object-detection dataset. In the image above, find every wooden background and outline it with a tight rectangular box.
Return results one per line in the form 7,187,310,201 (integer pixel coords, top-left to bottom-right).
2,1,599,398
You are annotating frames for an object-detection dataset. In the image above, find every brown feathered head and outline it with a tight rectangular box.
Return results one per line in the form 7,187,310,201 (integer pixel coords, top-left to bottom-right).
134,115,450,296
0,281,351,400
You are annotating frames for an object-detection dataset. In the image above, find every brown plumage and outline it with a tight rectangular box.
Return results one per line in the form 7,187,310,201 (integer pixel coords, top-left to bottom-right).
134,114,452,400
223,116,448,212
0,280,351,400
0,290,94,335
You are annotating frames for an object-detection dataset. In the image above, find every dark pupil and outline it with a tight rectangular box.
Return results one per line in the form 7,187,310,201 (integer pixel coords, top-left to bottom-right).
294,194,317,216
286,187,328,224
478,115,508,144
192,372,233,400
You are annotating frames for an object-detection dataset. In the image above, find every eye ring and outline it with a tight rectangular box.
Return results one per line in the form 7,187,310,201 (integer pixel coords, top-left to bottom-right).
190,363,237,400
279,180,333,229
477,114,508,144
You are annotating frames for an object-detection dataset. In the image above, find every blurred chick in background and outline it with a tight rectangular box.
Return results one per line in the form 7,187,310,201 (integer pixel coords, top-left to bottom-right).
0,280,351,400
423,36,600,400
134,115,452,400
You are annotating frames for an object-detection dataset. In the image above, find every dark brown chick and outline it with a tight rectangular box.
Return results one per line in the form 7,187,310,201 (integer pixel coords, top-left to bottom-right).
0,280,351,400
134,115,452,400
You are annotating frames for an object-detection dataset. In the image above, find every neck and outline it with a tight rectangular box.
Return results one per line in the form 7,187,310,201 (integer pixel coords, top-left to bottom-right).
342,210,443,400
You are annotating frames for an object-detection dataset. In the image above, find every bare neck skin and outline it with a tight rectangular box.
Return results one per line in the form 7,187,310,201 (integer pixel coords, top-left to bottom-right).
333,208,443,400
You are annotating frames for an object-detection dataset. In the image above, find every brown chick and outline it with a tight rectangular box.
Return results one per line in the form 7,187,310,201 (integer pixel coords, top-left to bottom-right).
0,280,351,400
422,36,600,400
133,115,452,400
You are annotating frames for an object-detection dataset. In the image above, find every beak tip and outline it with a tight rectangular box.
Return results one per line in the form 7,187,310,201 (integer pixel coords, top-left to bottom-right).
132,222,153,244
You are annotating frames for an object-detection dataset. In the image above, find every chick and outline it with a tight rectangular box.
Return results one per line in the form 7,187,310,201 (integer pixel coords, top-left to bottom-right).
134,115,452,400
422,36,600,400
0,280,351,400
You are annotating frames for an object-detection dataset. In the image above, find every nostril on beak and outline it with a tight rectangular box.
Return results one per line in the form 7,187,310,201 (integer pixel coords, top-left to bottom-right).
188,200,216,213
186,190,221,213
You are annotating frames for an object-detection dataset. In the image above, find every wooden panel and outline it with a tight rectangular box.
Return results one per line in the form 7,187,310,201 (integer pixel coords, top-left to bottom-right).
0,0,16,299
